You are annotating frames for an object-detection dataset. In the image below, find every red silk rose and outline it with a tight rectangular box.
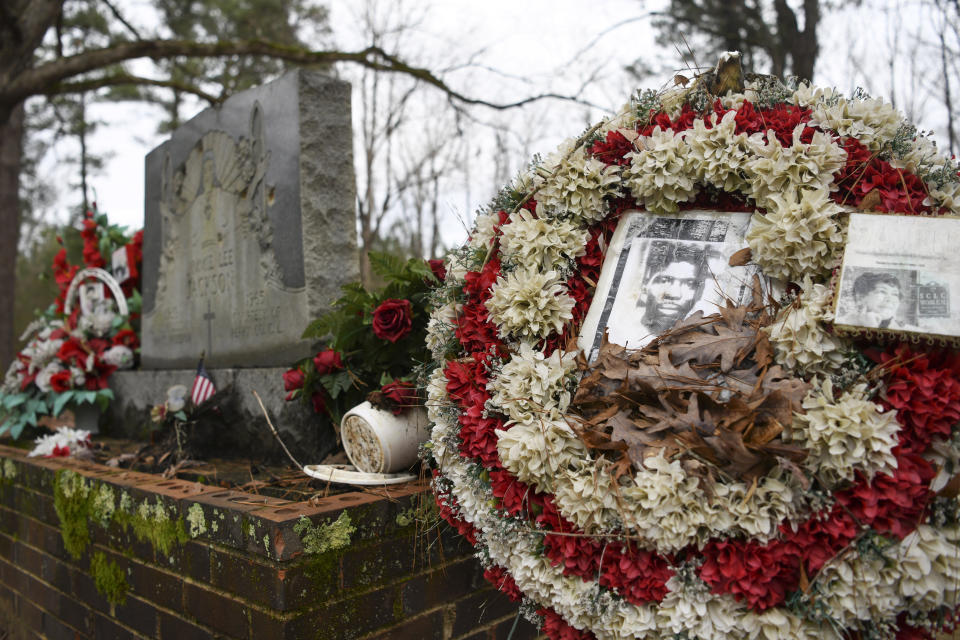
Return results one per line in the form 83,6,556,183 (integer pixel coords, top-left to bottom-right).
49,371,72,393
282,369,304,401
372,299,413,343
428,258,446,282
310,391,328,415
313,349,343,375
380,381,418,415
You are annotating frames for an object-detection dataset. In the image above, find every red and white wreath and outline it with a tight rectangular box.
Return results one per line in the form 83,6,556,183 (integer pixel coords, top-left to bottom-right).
425,65,960,640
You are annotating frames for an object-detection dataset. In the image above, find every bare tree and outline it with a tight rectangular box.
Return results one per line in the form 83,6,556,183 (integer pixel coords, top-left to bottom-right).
0,0,584,369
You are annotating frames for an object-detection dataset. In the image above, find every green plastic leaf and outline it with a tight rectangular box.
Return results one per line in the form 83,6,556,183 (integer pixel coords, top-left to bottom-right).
368,252,408,281
95,388,114,412
319,371,352,400
53,391,76,416
173,411,188,422
10,418,26,440
2,393,28,410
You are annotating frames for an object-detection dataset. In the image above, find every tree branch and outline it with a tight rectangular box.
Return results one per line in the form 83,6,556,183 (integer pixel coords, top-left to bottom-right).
46,71,220,106
99,0,143,41
4,39,587,113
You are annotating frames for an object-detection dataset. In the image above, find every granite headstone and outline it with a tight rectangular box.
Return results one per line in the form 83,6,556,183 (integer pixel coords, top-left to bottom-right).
141,70,359,368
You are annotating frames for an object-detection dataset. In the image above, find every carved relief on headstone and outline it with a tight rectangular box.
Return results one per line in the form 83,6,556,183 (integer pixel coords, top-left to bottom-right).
141,71,360,368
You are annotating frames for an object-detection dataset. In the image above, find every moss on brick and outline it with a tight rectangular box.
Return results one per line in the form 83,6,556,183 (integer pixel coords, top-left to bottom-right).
53,469,189,559
90,551,128,606
53,470,95,559
295,512,354,555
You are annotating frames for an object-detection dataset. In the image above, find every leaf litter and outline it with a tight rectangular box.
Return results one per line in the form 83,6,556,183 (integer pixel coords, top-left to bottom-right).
570,276,811,492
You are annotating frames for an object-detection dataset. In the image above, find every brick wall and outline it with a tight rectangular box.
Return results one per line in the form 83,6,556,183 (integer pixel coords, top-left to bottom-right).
0,445,540,640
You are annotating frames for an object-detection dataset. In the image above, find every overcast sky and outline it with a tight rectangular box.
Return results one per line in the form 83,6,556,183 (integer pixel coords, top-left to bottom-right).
34,0,946,250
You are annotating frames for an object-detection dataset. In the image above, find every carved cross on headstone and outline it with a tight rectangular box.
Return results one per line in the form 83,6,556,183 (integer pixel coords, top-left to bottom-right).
203,301,215,356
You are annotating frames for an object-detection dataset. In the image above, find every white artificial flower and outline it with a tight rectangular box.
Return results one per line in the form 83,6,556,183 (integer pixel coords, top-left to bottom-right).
746,186,845,281
485,268,575,340
34,361,64,393
792,82,837,108
29,426,91,458
685,110,753,193
425,302,461,361
895,525,960,611
69,366,86,389
499,207,589,272
623,126,701,213
2,360,23,394
24,337,64,373
816,547,902,629
810,95,902,150
764,278,849,376
496,417,587,493
487,343,578,423
468,210,504,251
789,378,900,486
537,145,621,222
101,345,134,369
746,125,846,210
79,305,117,337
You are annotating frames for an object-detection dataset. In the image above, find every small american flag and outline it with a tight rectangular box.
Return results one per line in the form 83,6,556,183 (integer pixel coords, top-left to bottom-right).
190,356,216,406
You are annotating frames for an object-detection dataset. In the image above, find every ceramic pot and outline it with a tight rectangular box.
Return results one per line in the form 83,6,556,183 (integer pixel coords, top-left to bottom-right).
340,401,429,473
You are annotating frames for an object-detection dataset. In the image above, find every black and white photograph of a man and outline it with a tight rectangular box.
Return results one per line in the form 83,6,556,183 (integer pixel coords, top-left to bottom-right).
578,210,757,361
635,241,710,335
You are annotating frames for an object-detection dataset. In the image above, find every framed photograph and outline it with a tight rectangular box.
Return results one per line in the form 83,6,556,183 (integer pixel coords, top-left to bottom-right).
833,213,960,344
578,210,760,361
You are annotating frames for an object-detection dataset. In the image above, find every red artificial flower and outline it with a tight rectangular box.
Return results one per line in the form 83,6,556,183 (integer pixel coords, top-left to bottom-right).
433,478,478,546
112,329,139,350
81,218,105,268
589,130,635,166
835,450,935,540
463,258,501,300
482,565,524,602
49,445,71,458
379,381,418,415
542,524,603,580
87,338,110,356
833,138,931,214
312,349,344,376
310,391,327,415
537,607,597,640
599,543,673,604
371,299,413,343
57,338,88,366
877,345,960,453
282,368,305,398
454,300,501,355
699,537,802,611
49,371,72,393
427,258,446,283
488,469,536,518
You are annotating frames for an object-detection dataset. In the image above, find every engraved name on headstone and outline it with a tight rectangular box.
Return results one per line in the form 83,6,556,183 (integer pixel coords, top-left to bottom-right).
141,71,359,368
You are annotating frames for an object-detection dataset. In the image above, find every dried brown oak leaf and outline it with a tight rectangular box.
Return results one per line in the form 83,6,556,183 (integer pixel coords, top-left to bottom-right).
571,297,811,484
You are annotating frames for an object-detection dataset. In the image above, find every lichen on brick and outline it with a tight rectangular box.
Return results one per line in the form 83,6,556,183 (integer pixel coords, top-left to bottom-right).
186,503,207,538
90,551,128,606
294,512,355,555
53,470,94,558
1,459,16,481
91,484,115,527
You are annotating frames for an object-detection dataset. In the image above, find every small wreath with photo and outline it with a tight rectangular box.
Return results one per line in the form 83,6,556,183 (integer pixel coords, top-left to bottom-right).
424,56,960,640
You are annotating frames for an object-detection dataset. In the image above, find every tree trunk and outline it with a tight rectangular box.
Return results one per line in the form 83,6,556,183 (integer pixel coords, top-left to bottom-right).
0,103,25,372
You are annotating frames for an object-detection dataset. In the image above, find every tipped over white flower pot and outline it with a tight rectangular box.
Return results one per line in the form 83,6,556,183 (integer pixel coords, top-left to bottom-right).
340,401,429,473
